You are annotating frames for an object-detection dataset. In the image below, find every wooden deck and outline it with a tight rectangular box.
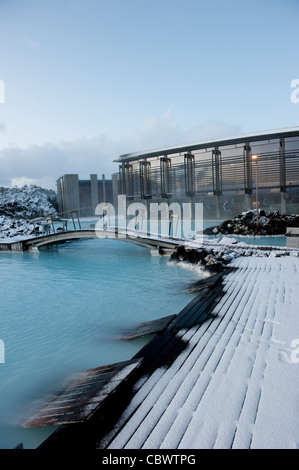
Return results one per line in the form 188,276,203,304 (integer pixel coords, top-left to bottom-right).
29,254,299,449
22,360,141,427
105,256,299,449
120,315,177,341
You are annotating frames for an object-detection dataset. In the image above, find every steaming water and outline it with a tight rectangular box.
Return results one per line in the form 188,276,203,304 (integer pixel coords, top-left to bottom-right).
0,238,202,449
0,223,286,449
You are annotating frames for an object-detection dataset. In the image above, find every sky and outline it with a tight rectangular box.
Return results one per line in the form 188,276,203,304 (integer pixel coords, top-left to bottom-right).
0,0,299,189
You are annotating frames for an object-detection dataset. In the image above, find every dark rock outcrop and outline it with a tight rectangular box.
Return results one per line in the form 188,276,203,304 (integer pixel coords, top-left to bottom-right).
203,210,299,236
170,245,224,274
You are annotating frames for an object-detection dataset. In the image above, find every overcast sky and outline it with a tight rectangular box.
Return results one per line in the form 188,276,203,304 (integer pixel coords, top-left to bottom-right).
0,0,299,189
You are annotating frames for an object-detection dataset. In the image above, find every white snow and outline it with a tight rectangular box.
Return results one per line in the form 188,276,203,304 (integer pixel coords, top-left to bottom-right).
1,184,298,450
0,185,57,239
105,256,299,449
217,236,238,245
0,185,56,218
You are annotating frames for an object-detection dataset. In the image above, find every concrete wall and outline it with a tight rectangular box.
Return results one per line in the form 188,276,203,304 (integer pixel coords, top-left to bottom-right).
57,174,80,214
57,174,117,217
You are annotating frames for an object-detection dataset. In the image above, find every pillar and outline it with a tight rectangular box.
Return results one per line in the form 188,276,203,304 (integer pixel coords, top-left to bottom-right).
212,148,222,218
160,156,172,198
102,174,106,202
279,138,287,214
244,144,252,211
60,174,80,214
140,161,151,199
112,173,119,207
184,153,195,197
90,174,98,209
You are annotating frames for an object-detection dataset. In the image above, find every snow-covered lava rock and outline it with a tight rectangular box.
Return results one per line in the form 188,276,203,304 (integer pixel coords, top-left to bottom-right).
0,185,57,239
204,210,299,236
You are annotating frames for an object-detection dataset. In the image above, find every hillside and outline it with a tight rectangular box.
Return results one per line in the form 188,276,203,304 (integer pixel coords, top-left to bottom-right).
0,185,57,239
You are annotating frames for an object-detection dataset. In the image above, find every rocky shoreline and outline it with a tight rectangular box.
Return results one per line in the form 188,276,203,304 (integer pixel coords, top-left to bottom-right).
170,244,229,274
170,210,299,278
0,216,49,239
203,209,299,236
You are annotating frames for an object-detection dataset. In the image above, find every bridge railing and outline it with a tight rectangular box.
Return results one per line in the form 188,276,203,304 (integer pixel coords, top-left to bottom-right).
30,205,97,236
30,201,201,241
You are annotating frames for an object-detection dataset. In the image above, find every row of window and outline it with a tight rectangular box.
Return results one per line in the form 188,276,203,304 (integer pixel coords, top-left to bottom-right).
119,139,299,199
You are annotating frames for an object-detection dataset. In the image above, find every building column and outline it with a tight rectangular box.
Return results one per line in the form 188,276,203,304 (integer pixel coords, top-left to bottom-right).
244,144,252,211
160,156,172,198
112,173,119,207
102,174,106,202
279,138,287,214
56,177,63,213
60,174,80,214
119,164,126,195
212,148,222,218
125,164,134,197
140,161,151,199
184,153,195,197
90,174,99,211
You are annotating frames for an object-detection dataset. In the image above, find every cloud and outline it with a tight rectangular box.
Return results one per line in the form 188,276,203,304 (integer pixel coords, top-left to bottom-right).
0,124,5,134
10,176,55,189
0,114,240,189
125,109,241,152
23,36,40,49
186,119,242,143
128,110,184,152
0,135,125,189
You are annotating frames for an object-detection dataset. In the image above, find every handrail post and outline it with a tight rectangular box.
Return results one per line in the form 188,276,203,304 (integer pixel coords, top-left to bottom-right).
71,212,76,230
77,211,81,229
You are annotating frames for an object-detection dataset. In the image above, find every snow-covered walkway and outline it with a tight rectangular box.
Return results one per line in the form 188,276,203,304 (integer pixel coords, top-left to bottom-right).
104,256,299,449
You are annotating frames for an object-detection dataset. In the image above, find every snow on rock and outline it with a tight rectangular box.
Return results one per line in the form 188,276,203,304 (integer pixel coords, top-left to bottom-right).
170,235,299,276
204,210,299,236
0,185,57,239
0,185,57,218
0,216,44,239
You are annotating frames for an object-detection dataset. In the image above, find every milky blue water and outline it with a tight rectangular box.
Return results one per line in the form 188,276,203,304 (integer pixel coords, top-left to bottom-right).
0,237,202,449
0,223,287,449
212,234,286,247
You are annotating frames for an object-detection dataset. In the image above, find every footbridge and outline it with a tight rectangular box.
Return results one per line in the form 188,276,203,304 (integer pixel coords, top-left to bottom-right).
0,206,200,254
23,227,185,255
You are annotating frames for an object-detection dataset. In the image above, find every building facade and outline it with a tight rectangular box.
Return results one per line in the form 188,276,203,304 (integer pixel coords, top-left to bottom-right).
115,127,299,219
57,174,115,217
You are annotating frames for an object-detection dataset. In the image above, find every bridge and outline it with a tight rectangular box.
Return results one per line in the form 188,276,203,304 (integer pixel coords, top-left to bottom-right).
0,206,194,254
1,206,294,255
0,208,206,255
23,227,185,255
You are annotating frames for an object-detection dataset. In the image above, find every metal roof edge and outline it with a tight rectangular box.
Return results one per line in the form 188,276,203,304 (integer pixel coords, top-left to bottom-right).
114,126,299,163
